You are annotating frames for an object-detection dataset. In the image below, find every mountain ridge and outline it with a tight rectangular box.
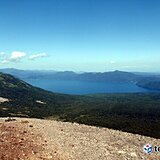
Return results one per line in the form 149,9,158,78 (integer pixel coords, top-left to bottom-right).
0,68,139,82
1,68,160,91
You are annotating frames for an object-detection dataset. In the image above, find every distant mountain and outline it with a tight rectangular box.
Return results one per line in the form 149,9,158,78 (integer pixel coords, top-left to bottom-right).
2,68,160,91
133,72,160,76
0,68,57,79
0,68,139,83
0,72,160,138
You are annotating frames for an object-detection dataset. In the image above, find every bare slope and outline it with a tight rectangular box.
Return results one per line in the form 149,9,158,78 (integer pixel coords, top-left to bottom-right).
0,118,159,160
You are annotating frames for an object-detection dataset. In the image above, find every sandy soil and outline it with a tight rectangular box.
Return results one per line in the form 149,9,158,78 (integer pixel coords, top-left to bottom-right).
0,117,160,160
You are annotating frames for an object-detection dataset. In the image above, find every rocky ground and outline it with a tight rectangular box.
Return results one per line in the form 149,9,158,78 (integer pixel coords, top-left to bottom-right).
0,117,160,160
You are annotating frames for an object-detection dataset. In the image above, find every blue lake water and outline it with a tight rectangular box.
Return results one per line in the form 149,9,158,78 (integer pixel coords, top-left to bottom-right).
24,78,150,95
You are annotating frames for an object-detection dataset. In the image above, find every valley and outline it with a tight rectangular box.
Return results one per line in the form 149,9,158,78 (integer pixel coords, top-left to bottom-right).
0,72,160,138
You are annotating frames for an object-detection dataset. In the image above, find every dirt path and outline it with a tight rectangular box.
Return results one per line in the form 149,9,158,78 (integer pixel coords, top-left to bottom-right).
0,118,160,160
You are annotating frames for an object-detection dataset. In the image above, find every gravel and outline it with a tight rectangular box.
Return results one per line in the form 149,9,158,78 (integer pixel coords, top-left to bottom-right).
0,117,160,160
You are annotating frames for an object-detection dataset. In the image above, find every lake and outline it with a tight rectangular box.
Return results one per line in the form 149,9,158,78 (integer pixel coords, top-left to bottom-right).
23,78,150,95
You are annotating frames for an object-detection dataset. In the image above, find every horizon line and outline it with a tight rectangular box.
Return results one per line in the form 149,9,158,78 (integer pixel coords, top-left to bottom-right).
0,68,160,74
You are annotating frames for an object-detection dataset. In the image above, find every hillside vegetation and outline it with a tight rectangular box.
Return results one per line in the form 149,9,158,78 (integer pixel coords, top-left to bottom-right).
137,77,160,90
0,72,160,138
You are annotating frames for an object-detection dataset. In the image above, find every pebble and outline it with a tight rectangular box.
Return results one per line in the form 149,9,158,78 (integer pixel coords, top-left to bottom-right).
47,155,53,159
118,151,126,154
130,152,137,157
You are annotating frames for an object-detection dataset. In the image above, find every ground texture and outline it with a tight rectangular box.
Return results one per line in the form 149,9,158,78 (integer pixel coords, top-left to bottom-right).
0,117,160,160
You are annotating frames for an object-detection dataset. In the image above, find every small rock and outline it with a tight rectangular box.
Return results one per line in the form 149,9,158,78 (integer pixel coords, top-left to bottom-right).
23,130,27,133
5,117,16,122
105,150,110,156
21,120,29,123
47,155,53,159
130,152,137,157
29,124,33,127
118,151,126,154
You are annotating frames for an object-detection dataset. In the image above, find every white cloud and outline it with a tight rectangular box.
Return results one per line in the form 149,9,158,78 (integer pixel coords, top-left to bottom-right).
110,60,116,64
10,51,26,61
29,53,47,60
1,51,48,64
1,60,9,64
1,51,26,64
0,52,5,57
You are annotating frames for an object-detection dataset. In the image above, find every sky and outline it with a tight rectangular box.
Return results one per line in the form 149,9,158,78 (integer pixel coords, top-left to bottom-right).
0,0,160,72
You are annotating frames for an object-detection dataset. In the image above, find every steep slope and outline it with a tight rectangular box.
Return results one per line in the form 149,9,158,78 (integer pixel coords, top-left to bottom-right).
0,72,71,98
0,72,78,118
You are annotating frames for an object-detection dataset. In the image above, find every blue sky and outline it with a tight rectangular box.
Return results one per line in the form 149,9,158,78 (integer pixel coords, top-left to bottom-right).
0,0,160,72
